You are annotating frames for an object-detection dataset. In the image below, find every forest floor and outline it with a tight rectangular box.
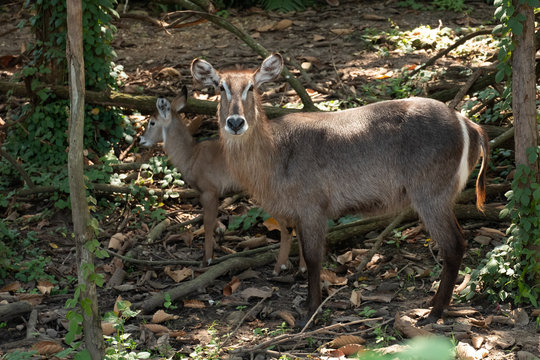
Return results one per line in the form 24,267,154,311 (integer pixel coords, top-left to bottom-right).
0,0,539,359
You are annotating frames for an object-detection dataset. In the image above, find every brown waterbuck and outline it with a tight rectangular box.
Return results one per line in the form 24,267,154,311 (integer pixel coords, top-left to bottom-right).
139,86,304,273
191,53,489,324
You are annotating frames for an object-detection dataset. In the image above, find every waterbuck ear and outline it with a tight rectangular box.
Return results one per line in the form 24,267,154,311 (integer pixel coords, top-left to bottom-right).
156,97,172,125
191,58,220,89
254,53,283,88
171,85,188,112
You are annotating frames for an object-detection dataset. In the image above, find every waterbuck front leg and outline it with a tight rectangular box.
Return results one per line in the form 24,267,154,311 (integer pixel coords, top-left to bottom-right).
296,213,327,325
273,219,307,275
200,190,220,265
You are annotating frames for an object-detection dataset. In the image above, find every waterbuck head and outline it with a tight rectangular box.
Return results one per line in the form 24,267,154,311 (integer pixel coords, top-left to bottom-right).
191,54,283,137
139,86,188,147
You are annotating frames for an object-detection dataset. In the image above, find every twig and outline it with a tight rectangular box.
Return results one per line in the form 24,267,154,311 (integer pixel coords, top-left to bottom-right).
231,317,383,355
221,293,271,348
0,148,35,188
164,7,317,111
448,68,483,109
489,127,514,149
408,29,493,78
299,285,348,334
353,210,408,276
105,248,200,266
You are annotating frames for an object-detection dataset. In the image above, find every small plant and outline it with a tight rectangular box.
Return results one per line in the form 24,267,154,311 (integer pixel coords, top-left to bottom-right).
102,300,151,359
269,322,289,336
373,324,397,347
358,306,377,318
228,207,270,231
163,292,178,310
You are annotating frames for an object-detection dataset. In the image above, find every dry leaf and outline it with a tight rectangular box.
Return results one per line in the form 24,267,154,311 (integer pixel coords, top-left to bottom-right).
350,289,362,307
164,266,192,283
37,280,54,295
184,299,206,309
338,343,364,356
359,291,394,303
274,310,296,327
362,14,386,21
321,269,347,286
329,335,366,348
102,322,115,336
32,340,63,355
263,217,281,232
239,287,273,300
313,34,325,41
158,67,181,77
16,294,43,305
1,281,21,292
394,312,433,338
223,276,241,296
170,330,187,338
330,28,354,36
381,268,397,279
256,23,274,32
238,236,268,249
108,233,126,250
274,19,293,31
144,323,170,335
152,309,179,323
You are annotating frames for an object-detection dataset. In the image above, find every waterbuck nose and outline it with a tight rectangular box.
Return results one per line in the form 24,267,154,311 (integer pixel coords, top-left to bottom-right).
226,115,246,133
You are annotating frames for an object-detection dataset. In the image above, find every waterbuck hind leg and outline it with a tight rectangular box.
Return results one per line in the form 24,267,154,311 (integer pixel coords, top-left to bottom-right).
417,212,466,325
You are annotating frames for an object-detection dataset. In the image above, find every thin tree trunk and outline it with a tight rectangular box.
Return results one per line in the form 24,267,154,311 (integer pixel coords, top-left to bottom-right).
512,1,538,176
66,1,104,358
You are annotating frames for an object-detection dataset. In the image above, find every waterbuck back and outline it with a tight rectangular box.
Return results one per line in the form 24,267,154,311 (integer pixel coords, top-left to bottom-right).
191,53,489,325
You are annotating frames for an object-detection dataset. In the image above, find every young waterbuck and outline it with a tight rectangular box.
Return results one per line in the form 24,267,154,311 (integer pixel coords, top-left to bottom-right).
139,86,304,273
191,54,489,324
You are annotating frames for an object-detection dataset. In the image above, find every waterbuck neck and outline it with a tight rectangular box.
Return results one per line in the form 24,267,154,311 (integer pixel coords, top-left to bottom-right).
162,115,197,176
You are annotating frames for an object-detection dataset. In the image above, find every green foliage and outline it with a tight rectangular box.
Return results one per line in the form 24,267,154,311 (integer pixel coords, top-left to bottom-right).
465,147,540,307
355,337,454,359
102,300,151,360
228,207,270,231
1,0,133,210
0,224,54,286
214,0,314,12
397,0,469,12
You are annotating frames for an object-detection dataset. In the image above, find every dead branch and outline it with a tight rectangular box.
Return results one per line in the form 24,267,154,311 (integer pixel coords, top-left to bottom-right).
0,80,299,118
104,248,200,267
448,68,484,109
151,4,318,111
327,203,508,250
409,29,493,78
353,210,409,275
0,301,33,322
231,317,383,356
137,249,277,314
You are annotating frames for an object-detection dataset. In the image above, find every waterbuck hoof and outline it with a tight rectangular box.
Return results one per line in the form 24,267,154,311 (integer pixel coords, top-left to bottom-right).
416,312,441,327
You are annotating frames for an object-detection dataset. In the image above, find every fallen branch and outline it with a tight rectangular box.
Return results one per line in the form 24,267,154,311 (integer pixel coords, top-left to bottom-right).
0,301,33,322
231,317,383,356
0,80,300,118
136,249,277,313
448,68,484,109
409,29,493,78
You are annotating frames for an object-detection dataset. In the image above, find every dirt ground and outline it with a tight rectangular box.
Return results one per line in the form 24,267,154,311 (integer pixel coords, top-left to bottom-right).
0,0,539,359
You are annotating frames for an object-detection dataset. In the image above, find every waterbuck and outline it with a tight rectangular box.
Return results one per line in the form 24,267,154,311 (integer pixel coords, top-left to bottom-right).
191,53,489,324
139,86,304,273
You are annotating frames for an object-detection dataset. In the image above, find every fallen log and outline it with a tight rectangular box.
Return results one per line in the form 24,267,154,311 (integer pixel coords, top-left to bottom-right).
0,301,33,322
0,80,298,118
137,249,276,313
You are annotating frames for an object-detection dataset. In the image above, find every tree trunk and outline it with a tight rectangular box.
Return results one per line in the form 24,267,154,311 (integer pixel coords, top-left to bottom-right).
66,1,105,358
512,1,538,176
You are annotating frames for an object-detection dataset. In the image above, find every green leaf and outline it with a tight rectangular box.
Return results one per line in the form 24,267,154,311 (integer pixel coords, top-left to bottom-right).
508,17,523,36
495,69,506,83
74,349,92,360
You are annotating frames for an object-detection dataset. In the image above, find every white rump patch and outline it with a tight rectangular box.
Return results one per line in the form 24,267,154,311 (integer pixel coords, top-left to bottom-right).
456,116,470,191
